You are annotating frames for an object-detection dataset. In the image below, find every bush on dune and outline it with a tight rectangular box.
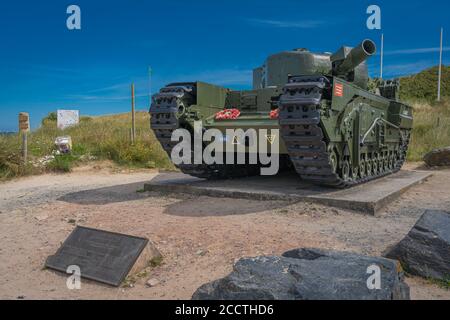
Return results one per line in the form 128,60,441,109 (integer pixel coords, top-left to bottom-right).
407,98,450,161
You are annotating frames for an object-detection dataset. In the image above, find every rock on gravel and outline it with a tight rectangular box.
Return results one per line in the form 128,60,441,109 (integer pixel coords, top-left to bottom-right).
385,210,450,281
146,278,160,287
192,248,410,300
423,147,450,167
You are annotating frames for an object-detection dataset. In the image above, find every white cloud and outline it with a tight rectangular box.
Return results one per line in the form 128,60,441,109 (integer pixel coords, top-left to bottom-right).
384,47,450,56
1,64,83,79
87,83,130,93
246,18,325,29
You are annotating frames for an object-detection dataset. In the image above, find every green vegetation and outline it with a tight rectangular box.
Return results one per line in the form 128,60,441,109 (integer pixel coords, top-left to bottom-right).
0,134,35,179
122,256,164,288
407,98,450,161
400,65,450,102
437,278,450,290
0,111,174,181
428,276,450,290
148,255,164,268
47,154,78,172
398,65,450,161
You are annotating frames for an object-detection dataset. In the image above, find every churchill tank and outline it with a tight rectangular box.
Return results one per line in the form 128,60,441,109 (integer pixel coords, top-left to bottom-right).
149,39,413,188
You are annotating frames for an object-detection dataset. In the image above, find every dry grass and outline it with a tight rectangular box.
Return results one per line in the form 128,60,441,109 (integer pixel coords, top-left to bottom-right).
407,98,450,161
0,134,36,180
0,112,174,181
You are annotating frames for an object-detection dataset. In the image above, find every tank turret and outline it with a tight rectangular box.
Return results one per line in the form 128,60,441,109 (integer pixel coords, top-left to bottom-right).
332,39,376,74
253,39,376,90
331,39,376,89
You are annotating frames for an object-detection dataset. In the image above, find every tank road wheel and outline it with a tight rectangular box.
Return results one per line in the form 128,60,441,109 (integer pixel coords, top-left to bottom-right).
329,149,338,174
177,103,186,117
366,159,372,176
351,166,359,180
359,160,366,178
383,156,389,172
341,160,351,181
378,155,384,174
388,155,394,170
372,158,379,175
395,150,401,163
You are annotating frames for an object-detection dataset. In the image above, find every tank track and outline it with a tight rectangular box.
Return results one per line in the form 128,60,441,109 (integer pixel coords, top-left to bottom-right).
278,75,409,188
150,84,261,179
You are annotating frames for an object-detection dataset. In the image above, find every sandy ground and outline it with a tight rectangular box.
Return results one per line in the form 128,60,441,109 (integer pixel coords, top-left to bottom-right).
0,163,449,300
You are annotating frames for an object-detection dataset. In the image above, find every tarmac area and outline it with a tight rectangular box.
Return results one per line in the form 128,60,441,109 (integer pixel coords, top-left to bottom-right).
0,162,449,299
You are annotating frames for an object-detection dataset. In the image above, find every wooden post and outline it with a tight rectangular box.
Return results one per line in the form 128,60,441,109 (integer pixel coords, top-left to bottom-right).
18,112,30,165
131,83,136,144
22,132,28,164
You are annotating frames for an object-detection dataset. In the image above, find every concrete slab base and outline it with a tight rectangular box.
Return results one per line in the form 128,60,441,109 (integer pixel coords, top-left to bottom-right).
144,170,432,216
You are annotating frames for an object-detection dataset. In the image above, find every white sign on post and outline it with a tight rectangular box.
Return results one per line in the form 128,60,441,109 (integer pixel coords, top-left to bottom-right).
57,110,79,130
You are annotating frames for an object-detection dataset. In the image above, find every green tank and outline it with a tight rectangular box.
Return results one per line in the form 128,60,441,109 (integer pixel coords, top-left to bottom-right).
150,39,413,188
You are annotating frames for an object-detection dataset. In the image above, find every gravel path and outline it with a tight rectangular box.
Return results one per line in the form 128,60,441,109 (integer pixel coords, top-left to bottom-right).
0,164,449,300
0,169,158,213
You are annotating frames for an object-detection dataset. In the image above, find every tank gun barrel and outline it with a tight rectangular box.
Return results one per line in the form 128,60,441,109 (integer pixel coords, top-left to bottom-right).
333,39,376,75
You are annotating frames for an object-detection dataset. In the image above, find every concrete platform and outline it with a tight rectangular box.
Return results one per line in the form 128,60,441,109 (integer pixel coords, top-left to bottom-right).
144,170,432,216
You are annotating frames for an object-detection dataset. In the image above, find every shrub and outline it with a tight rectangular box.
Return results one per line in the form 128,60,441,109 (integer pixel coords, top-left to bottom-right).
41,112,57,125
407,98,450,161
400,65,450,102
47,154,77,172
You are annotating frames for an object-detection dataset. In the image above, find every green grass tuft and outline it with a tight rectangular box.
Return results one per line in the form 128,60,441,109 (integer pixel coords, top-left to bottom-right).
47,154,77,172
429,276,450,290
149,255,163,268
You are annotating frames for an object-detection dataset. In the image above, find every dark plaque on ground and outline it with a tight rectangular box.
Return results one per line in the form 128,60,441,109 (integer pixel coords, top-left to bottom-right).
45,226,148,286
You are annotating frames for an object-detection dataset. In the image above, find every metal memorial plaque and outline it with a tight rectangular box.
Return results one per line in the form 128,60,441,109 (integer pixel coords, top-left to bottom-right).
45,226,148,286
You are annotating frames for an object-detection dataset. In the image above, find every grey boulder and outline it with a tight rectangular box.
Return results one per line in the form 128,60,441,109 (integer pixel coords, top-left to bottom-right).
192,248,410,300
423,147,450,167
386,210,450,281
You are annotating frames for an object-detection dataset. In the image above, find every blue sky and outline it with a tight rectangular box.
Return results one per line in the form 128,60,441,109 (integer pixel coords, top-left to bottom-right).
0,0,449,131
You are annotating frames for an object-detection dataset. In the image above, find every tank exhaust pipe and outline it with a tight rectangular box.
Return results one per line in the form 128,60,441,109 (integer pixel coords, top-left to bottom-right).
333,39,376,75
